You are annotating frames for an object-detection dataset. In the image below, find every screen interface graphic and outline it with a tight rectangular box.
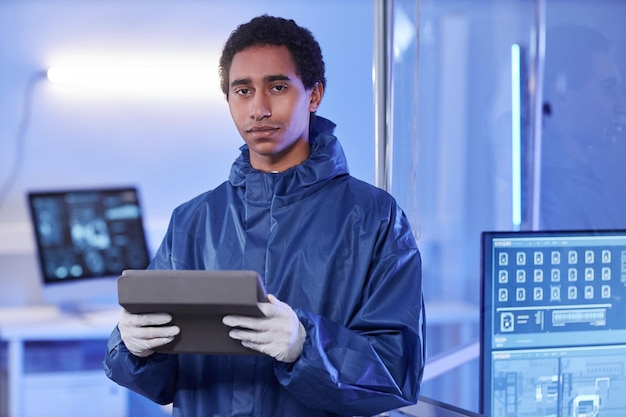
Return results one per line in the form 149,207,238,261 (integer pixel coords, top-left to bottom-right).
481,231,626,417
28,187,150,284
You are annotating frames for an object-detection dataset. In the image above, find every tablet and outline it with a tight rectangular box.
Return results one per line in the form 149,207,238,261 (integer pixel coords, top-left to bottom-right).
118,269,267,355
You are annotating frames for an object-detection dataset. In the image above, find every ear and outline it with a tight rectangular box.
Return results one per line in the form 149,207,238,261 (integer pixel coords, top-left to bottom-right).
308,82,324,112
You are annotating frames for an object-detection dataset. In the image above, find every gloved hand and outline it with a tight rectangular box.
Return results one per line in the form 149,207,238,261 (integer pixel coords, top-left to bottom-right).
222,294,306,363
118,308,180,357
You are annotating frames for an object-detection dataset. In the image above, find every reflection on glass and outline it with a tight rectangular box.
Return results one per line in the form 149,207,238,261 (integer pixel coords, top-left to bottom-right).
540,24,626,230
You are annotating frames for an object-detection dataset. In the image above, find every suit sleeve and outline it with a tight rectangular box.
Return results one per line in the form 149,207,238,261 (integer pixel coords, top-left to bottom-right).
103,222,179,405
274,205,426,415
103,326,179,405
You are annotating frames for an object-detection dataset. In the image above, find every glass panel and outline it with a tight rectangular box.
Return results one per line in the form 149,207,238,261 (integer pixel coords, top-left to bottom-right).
539,1,626,230
390,0,537,411
391,0,626,412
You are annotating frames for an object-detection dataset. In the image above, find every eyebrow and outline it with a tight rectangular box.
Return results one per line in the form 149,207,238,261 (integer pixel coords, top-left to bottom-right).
230,74,292,89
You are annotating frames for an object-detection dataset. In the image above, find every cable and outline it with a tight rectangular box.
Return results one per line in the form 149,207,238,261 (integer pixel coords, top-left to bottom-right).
0,70,47,212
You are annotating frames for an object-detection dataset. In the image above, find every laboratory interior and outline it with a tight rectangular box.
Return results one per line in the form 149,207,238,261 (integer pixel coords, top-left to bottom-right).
1,0,626,416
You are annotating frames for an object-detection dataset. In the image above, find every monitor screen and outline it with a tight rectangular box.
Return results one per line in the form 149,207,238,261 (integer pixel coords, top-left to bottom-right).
480,230,626,417
27,186,150,311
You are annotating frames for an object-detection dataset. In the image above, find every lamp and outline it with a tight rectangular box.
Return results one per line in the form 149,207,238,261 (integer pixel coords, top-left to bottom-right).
47,66,209,85
46,61,219,98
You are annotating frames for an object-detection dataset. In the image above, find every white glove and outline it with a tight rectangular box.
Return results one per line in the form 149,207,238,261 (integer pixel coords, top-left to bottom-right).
118,308,180,357
222,294,306,363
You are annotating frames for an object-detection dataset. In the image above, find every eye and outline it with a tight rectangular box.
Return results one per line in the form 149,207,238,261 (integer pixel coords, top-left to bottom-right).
271,85,287,93
235,87,251,96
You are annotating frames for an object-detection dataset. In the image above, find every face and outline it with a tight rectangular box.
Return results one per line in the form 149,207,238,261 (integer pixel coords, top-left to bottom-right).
227,45,323,172
563,51,625,145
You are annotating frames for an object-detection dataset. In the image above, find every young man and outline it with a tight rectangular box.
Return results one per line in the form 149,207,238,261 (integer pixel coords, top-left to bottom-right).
104,15,425,416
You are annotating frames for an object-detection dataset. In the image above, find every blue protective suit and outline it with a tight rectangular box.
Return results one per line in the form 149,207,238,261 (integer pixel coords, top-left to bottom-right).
104,116,425,417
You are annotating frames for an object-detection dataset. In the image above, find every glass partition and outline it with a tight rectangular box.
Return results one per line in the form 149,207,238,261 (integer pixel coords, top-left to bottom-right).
387,0,626,412
539,1,626,230
388,0,538,410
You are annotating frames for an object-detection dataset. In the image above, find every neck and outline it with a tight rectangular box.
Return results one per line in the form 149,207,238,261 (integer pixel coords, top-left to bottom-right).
250,139,311,173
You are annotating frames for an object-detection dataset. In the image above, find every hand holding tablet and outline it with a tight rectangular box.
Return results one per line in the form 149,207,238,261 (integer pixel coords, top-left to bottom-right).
118,269,267,354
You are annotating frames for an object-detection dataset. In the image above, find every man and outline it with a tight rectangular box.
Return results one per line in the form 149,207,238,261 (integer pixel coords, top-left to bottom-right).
104,15,425,417
540,24,626,230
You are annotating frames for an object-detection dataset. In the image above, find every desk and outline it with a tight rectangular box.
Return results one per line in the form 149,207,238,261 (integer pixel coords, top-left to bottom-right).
0,306,125,417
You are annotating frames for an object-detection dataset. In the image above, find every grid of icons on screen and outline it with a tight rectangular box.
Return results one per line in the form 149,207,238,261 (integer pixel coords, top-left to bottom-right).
495,247,614,306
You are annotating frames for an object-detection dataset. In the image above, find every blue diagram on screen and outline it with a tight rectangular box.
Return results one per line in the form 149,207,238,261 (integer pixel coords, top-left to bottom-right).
481,231,626,417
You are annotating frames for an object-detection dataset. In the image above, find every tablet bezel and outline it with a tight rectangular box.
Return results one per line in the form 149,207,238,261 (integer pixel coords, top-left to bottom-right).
118,269,267,354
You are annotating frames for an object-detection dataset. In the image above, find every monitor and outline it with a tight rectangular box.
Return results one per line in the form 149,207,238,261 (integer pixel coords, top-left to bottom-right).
27,186,151,313
480,230,626,417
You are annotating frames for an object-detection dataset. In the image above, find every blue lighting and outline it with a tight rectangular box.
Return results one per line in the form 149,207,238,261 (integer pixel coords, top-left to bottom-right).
511,44,522,229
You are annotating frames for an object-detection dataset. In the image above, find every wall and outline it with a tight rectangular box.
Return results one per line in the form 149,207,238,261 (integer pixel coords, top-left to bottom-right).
0,0,375,251
0,0,375,303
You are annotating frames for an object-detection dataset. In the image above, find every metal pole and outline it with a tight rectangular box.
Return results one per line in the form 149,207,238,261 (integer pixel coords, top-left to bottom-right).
527,0,546,230
373,0,393,192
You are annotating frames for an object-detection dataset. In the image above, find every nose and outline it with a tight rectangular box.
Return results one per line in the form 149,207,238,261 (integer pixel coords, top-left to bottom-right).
249,92,271,120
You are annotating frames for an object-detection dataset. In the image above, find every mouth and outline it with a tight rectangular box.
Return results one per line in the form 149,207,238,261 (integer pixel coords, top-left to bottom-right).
247,125,278,133
246,125,279,139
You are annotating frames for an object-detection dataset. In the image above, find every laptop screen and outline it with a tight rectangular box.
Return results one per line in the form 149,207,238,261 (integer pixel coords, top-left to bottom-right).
480,230,626,417
27,186,150,285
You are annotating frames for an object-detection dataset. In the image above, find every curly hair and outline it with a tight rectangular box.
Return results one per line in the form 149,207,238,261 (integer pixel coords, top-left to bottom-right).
219,15,326,98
